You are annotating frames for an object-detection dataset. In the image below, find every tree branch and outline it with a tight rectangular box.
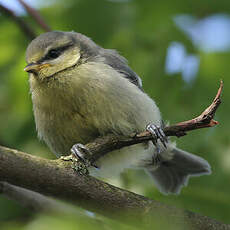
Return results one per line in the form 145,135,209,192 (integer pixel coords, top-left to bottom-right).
18,0,51,32
0,1,51,41
0,182,89,217
163,80,223,137
0,182,58,212
0,145,228,229
0,4,36,40
86,81,223,163
0,81,226,228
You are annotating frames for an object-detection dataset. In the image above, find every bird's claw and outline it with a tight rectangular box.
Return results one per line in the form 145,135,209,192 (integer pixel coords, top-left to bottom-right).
60,143,96,175
146,123,168,153
71,143,92,162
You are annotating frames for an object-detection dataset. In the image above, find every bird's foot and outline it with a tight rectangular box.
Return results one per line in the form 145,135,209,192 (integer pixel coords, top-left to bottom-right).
60,143,94,175
146,123,168,153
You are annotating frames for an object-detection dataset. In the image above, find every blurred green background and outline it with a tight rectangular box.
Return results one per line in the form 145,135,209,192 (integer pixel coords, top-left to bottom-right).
0,0,229,229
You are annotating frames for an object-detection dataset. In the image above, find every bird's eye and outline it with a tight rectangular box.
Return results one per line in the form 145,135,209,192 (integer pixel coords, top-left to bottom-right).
46,49,61,59
41,44,73,62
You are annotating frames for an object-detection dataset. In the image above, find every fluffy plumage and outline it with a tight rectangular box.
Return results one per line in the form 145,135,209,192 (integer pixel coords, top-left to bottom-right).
25,31,211,194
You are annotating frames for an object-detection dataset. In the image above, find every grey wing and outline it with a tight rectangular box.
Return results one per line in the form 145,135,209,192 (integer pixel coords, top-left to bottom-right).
100,48,143,90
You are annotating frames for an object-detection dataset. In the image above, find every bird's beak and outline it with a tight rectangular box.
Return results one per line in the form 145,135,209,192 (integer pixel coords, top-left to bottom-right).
24,63,51,73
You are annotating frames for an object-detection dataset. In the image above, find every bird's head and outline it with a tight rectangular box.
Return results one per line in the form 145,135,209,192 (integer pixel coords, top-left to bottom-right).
24,31,99,80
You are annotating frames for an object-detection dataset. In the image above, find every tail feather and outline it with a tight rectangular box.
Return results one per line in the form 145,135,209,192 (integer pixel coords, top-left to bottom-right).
146,148,211,195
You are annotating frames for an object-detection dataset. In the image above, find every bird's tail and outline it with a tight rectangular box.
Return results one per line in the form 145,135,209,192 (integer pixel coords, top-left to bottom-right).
146,148,211,195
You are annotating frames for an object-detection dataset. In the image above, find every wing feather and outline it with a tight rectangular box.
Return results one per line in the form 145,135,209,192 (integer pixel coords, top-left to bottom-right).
100,49,143,90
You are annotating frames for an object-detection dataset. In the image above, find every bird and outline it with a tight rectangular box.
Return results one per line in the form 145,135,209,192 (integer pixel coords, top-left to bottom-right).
24,31,211,194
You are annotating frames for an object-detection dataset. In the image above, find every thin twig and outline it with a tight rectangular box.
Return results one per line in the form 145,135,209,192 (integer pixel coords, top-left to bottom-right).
0,4,36,40
0,81,225,229
18,0,51,32
86,81,223,163
163,80,223,137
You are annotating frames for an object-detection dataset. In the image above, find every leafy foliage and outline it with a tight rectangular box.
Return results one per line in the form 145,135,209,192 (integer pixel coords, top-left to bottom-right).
0,0,229,228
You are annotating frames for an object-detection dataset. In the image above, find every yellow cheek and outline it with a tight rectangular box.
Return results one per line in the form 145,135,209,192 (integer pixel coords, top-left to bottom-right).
39,65,57,78
38,63,52,70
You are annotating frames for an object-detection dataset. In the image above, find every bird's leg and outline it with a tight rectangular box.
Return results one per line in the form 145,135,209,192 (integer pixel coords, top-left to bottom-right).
60,143,96,175
146,123,168,153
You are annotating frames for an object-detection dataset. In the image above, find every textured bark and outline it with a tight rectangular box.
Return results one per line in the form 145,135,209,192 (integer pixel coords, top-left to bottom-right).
0,2,225,227
0,81,226,229
0,145,229,230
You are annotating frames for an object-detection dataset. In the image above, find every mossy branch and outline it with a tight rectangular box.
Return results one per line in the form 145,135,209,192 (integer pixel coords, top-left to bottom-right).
0,81,227,229
0,145,229,230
